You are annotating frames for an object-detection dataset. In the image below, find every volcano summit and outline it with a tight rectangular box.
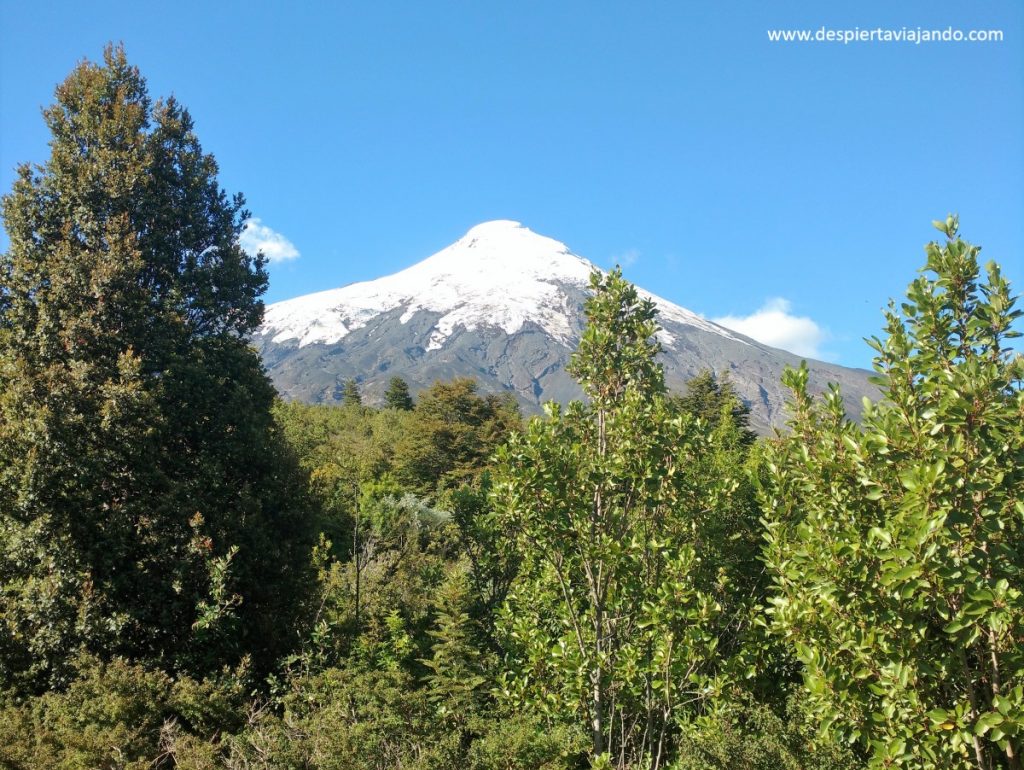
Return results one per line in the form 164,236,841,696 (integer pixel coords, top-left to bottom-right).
256,221,873,432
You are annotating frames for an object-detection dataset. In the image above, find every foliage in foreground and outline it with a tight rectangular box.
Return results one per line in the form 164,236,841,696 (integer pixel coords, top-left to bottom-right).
762,217,1024,769
0,44,316,694
493,270,767,769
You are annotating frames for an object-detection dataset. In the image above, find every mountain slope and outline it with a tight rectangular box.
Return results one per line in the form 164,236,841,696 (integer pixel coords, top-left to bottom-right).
255,220,875,432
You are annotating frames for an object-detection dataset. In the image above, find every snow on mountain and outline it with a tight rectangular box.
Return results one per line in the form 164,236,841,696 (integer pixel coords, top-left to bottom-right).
260,220,740,352
255,220,875,433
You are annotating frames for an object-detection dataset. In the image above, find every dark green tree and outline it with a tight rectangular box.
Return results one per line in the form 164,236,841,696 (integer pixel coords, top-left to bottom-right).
384,375,414,410
394,378,521,496
0,45,314,692
762,218,1024,769
421,564,490,730
340,378,362,407
674,369,756,445
443,477,521,639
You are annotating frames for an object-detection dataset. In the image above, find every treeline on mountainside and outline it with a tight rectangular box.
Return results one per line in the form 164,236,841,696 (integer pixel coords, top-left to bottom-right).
1,47,1021,770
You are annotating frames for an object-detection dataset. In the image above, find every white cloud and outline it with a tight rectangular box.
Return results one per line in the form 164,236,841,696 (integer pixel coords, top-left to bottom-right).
239,218,300,263
713,298,831,359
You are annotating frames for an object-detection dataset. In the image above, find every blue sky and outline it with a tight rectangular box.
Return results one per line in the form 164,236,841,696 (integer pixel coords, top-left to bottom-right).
2,0,1021,368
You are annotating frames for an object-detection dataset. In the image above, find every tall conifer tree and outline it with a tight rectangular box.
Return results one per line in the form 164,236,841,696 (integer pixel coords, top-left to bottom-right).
0,45,313,692
384,376,414,411
340,378,362,407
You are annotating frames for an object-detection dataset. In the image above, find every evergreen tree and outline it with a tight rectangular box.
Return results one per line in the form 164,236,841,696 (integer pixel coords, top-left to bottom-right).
762,218,1024,769
341,378,362,407
421,564,490,728
395,378,521,496
384,375,414,410
0,45,314,692
674,369,756,445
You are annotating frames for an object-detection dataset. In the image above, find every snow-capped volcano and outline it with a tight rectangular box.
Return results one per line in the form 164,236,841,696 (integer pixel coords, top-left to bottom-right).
263,220,736,351
256,221,874,432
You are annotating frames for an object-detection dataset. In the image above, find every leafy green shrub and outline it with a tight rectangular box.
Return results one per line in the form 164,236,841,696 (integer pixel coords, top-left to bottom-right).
0,656,248,769
671,690,862,770
467,712,588,770
762,218,1023,769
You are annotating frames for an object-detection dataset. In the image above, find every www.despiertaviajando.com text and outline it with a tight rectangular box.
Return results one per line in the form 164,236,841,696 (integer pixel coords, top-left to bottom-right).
767,26,1004,44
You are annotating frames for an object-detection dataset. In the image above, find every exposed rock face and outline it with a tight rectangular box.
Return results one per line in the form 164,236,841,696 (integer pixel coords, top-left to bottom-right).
255,220,876,433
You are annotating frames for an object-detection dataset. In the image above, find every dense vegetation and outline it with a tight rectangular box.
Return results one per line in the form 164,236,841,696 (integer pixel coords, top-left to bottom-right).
0,48,1020,770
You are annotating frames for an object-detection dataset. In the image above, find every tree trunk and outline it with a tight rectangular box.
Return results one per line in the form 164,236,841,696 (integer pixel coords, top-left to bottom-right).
352,484,361,635
961,647,990,770
591,665,605,757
